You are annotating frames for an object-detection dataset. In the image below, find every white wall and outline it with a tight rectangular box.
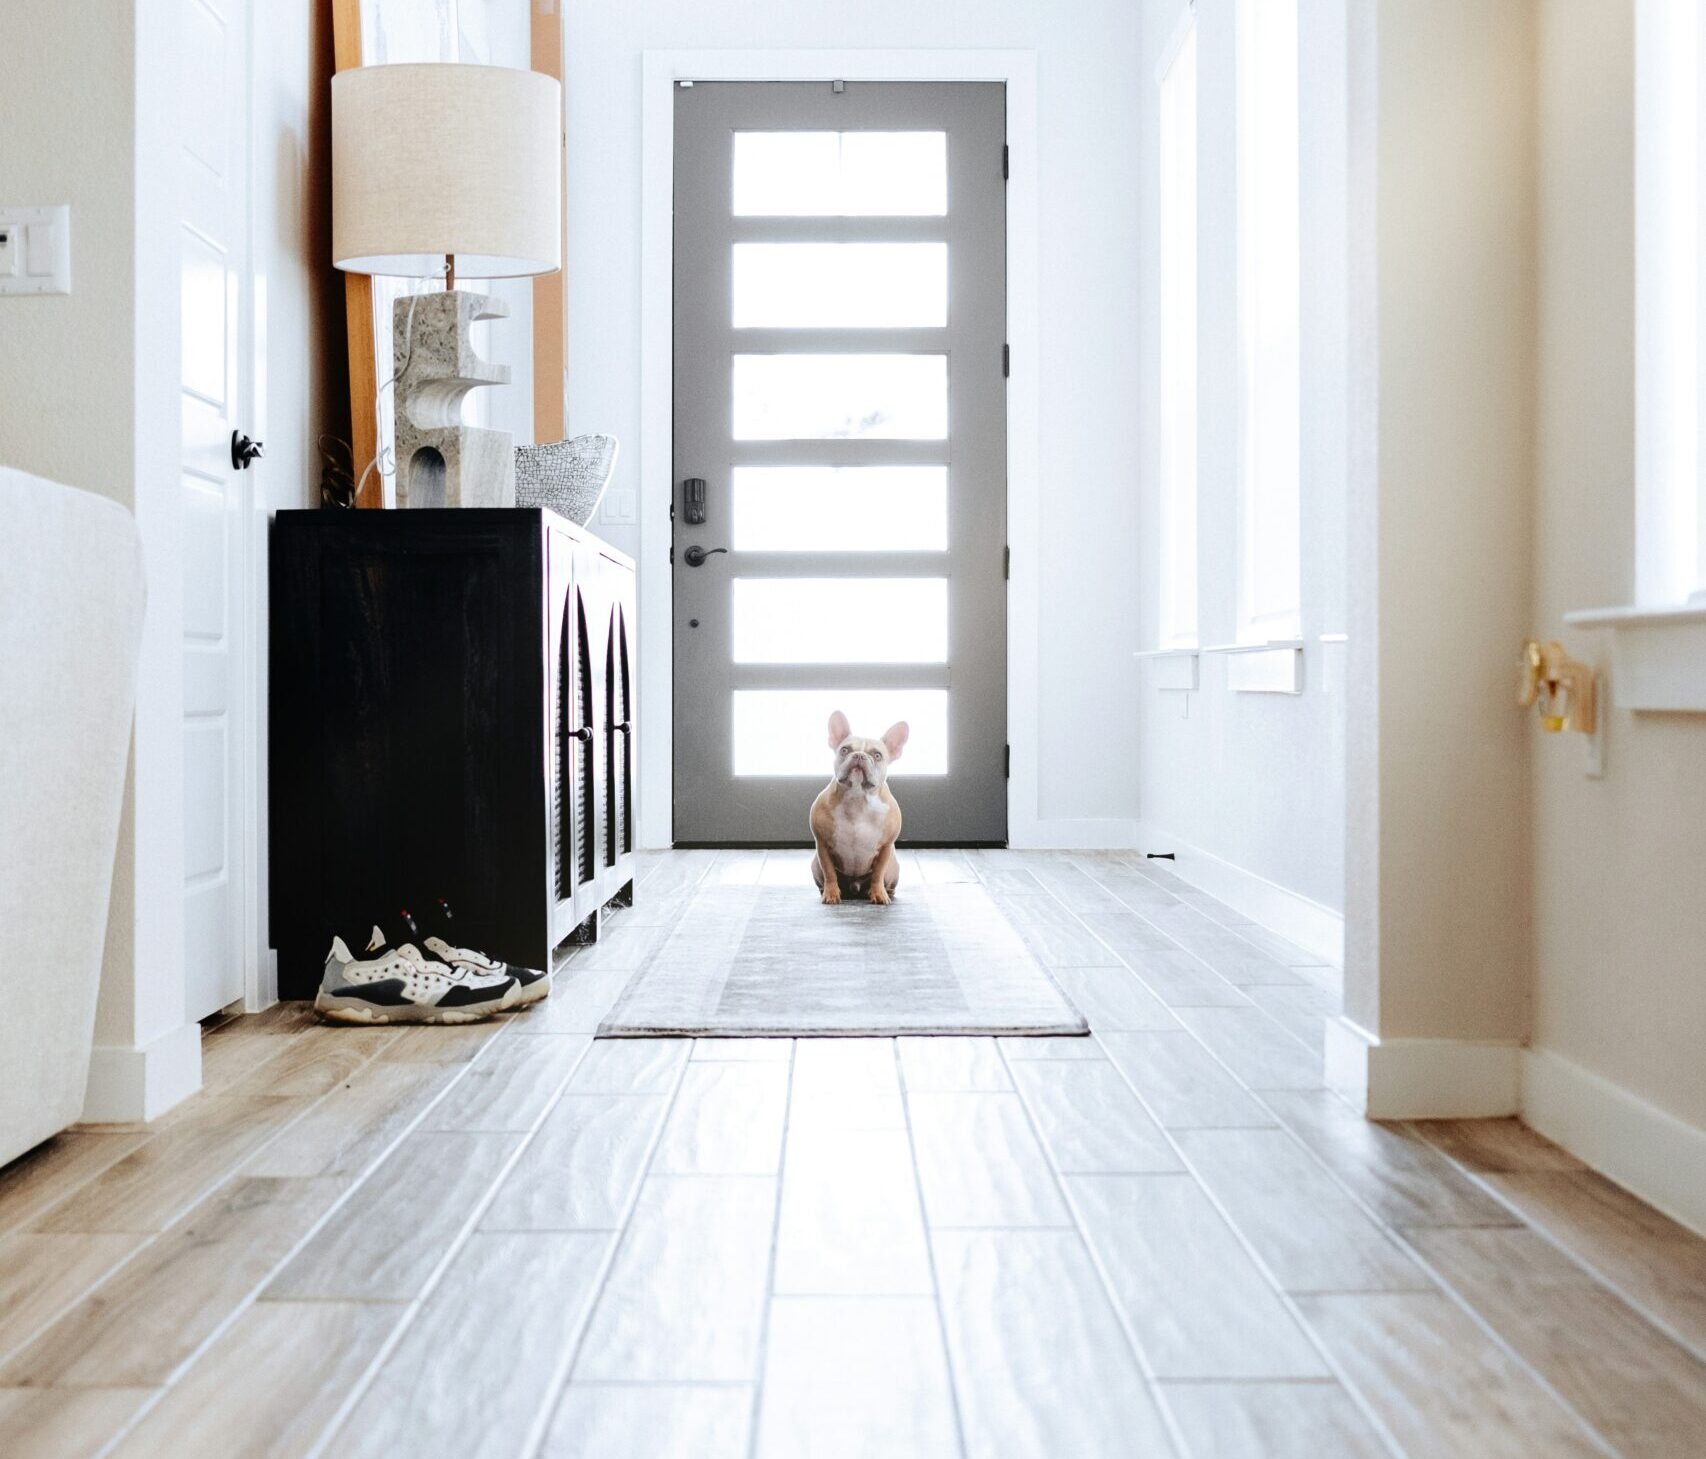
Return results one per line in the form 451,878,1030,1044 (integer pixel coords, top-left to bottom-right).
0,12,146,1039
0,5,195,1116
0,1,335,1117
1527,0,1706,1225
563,0,1147,834
1133,0,1348,927
0,12,136,503
1348,0,1537,1052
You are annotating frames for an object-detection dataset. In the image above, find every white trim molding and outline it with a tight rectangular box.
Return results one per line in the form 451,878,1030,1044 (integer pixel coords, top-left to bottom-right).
1523,1045,1706,1239
1134,647,1199,691
1017,819,1143,852
1134,819,1343,965
82,1021,203,1125
637,49,1040,849
1202,638,1305,694
1324,1017,1521,1119
1565,602,1706,713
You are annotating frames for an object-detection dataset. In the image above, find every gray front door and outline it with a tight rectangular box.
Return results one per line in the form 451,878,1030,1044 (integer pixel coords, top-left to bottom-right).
672,80,1008,845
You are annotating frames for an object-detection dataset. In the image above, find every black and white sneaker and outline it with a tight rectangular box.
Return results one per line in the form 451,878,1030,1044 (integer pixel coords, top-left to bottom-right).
314,927,514,1025
367,922,527,1012
401,901,553,1008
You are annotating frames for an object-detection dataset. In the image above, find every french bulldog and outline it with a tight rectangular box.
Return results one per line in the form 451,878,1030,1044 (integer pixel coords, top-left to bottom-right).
809,710,908,905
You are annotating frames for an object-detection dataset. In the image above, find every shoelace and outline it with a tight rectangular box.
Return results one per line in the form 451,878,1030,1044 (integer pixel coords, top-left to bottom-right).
396,943,494,981
363,928,481,984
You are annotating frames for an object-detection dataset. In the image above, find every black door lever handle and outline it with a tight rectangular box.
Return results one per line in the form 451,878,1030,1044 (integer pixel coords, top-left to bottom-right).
682,545,728,568
231,431,264,470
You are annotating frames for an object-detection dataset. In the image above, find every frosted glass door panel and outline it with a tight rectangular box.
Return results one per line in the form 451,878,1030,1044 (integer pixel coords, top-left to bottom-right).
733,131,947,216
733,355,947,440
734,690,949,776
732,578,948,663
731,467,948,552
732,243,948,328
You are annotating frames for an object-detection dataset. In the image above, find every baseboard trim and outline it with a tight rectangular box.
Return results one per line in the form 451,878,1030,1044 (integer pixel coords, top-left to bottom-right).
1131,820,1344,965
82,1021,203,1124
1325,1016,1521,1119
1521,1045,1706,1239
644,818,1143,854
1009,817,1141,851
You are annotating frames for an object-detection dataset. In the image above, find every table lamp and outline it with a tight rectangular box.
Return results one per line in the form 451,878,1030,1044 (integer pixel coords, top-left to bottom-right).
332,62,562,508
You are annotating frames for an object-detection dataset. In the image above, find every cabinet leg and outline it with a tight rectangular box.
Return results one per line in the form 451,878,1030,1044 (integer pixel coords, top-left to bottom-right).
571,903,604,944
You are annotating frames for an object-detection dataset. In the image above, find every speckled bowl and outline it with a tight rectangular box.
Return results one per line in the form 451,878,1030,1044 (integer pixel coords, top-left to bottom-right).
514,434,619,524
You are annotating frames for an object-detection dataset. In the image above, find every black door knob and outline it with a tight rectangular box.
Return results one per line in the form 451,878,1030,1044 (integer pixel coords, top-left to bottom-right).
231,431,264,470
682,545,728,568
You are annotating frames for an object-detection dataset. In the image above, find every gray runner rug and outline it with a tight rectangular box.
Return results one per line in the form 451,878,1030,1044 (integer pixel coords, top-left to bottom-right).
598,880,1088,1038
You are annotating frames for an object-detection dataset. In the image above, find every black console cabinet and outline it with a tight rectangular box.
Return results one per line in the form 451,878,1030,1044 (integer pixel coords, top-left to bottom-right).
269,509,636,999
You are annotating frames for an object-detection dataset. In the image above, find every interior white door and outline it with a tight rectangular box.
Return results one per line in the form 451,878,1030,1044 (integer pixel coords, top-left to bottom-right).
180,0,252,1019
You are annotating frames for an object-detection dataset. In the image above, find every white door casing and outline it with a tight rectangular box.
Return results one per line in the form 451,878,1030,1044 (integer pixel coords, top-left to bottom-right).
180,0,254,1020
637,49,1043,849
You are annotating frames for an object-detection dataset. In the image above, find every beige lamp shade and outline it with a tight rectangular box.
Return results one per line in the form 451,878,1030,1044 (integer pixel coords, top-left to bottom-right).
333,62,561,279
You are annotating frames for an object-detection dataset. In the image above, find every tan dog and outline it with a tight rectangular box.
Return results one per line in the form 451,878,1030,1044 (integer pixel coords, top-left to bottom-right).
809,710,908,905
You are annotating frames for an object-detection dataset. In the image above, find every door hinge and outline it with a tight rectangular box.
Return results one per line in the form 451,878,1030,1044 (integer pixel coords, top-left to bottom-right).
1002,144,1010,181
1005,744,1011,779
1002,343,1010,378
1004,545,1011,580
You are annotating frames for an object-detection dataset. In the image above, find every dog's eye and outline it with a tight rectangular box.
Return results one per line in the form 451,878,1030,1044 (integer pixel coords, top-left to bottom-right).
838,745,850,755
871,751,882,760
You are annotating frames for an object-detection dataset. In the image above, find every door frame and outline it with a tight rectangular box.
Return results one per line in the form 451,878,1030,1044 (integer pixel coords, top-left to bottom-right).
638,48,1042,848
236,0,265,1012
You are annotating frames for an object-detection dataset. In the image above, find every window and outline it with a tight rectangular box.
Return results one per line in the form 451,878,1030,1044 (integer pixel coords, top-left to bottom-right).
1637,0,1706,607
1236,0,1302,641
1158,17,1199,648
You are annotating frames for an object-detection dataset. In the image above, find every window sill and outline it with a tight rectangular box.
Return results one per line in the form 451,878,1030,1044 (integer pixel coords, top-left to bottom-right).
1563,603,1706,713
1134,646,1198,691
1200,637,1306,655
1201,638,1303,694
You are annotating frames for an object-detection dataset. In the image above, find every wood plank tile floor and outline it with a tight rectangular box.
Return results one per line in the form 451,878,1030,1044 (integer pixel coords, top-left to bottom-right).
3,849,1703,1457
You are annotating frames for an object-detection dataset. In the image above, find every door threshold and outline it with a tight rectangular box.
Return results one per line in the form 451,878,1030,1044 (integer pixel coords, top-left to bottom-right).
671,840,1008,850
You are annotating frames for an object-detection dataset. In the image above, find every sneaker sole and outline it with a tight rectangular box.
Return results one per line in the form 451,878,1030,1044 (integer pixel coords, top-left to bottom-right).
509,972,553,1008
313,991,506,1025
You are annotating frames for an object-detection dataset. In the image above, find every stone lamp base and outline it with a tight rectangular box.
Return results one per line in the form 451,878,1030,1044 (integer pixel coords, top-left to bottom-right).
393,290,516,509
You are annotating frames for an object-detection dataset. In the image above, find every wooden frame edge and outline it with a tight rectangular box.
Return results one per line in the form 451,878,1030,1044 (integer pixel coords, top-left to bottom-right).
331,0,382,506
532,2,567,444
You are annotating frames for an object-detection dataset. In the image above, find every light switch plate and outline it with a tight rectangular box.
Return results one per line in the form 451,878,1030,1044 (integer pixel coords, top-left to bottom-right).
0,205,70,295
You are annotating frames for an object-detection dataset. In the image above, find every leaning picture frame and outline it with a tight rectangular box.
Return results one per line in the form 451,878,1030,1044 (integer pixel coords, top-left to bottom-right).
331,0,566,507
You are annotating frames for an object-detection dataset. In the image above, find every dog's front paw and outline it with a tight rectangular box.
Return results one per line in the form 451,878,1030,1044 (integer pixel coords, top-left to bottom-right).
869,884,891,905
821,885,842,906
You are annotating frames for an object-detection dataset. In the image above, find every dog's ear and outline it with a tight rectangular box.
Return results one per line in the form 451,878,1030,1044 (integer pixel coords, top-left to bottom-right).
828,710,852,749
881,721,909,760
